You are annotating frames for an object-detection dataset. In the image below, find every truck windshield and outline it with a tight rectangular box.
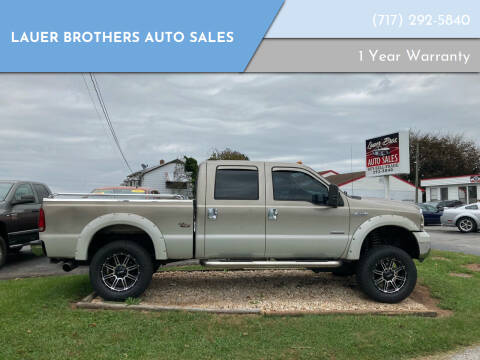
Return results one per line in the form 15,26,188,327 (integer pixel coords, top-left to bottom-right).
0,183,13,201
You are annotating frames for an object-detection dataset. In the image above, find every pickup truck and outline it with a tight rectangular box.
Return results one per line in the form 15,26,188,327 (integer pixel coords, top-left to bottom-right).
0,180,52,267
40,161,430,303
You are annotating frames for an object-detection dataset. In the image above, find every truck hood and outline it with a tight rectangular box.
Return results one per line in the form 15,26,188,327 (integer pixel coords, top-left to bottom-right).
345,196,423,231
353,197,420,213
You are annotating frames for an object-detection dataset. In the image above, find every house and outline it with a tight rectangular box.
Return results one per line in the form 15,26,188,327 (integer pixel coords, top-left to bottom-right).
122,159,192,198
421,174,479,204
322,171,423,202
318,170,338,178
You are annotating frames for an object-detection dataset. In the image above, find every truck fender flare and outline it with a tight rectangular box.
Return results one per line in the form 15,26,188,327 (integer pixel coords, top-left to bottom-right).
345,215,420,260
75,213,168,261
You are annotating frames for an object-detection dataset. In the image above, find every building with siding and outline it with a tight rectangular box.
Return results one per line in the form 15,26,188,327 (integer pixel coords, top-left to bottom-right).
323,171,423,202
122,159,191,198
421,174,479,204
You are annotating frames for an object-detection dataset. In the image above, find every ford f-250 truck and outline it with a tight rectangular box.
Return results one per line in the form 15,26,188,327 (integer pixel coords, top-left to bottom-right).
40,161,430,303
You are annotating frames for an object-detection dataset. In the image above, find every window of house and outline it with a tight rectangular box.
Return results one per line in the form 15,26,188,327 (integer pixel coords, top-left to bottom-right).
458,186,467,203
214,169,259,200
468,186,478,204
430,188,439,201
272,170,328,203
440,187,449,200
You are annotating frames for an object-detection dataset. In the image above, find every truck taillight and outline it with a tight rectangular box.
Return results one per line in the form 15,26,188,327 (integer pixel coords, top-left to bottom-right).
38,208,45,232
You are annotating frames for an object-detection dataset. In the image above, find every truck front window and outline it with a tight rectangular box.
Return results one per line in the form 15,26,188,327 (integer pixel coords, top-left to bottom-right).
273,171,328,203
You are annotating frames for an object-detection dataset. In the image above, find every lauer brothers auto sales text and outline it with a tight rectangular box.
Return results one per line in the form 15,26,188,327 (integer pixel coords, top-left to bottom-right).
11,31,235,44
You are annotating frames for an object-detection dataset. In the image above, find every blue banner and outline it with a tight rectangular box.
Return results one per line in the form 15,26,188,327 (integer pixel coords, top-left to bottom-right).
0,0,284,72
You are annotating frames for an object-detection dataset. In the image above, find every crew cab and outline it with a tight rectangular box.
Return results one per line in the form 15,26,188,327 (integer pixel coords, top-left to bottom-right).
0,180,52,267
40,161,430,303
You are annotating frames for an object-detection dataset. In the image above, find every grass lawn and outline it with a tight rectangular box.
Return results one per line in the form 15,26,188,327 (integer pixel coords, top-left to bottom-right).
1,250,480,360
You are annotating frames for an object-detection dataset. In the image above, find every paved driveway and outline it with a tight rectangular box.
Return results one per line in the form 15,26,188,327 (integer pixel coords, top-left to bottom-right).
0,227,478,280
0,246,87,280
426,225,480,256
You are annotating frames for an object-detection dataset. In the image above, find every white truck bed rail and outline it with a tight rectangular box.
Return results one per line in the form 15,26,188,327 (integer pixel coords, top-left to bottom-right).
49,193,186,200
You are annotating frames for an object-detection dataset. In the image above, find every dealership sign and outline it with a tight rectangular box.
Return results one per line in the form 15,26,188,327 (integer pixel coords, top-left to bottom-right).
366,131,410,177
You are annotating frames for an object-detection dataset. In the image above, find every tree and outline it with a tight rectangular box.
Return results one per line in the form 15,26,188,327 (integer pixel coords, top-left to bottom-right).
401,131,480,184
208,148,249,161
183,156,199,196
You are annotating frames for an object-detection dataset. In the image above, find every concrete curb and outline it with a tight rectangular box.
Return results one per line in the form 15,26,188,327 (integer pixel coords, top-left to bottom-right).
76,300,261,315
75,292,437,317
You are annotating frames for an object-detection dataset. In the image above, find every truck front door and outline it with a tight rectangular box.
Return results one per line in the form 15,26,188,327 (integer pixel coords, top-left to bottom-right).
204,162,266,258
7,183,40,246
265,166,350,259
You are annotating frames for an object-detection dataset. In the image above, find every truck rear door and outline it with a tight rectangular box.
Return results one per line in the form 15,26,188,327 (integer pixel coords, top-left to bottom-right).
204,162,266,258
265,165,350,259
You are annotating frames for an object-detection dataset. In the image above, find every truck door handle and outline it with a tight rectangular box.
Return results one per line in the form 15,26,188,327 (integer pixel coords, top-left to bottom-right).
268,208,279,221
208,208,218,220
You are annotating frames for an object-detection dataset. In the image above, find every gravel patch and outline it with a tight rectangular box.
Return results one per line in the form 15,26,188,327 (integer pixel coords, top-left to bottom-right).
449,272,473,278
463,264,480,272
135,270,431,314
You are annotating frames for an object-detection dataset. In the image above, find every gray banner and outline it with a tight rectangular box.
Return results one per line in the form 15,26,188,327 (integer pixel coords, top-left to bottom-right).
246,39,479,72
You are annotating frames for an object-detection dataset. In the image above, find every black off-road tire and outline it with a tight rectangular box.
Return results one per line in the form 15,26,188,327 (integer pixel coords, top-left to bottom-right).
356,246,417,303
89,240,154,301
457,217,477,233
0,236,6,268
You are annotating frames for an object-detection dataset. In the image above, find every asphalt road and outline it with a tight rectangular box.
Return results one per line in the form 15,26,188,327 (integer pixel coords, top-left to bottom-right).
0,227,479,280
425,225,480,256
0,246,88,280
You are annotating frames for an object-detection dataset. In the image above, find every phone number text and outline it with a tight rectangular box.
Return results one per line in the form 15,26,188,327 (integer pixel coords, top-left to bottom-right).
372,14,471,28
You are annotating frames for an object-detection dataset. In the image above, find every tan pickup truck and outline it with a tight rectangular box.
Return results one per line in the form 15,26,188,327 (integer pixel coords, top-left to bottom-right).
40,161,430,303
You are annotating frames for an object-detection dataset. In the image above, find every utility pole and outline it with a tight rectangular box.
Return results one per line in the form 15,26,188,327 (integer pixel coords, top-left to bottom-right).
414,141,420,203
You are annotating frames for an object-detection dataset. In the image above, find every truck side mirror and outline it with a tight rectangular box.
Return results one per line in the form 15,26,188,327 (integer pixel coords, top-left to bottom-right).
327,184,340,208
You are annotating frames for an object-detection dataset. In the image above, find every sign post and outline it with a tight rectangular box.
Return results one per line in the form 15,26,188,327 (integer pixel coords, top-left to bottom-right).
365,131,410,200
384,175,390,199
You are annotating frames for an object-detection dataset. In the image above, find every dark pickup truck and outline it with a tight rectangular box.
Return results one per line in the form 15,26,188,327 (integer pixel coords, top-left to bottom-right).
0,180,51,267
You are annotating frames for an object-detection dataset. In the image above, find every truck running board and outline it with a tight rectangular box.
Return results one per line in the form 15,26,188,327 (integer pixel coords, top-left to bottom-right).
201,260,342,269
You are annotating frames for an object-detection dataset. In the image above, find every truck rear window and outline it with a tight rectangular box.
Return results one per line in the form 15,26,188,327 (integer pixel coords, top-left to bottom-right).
214,169,259,200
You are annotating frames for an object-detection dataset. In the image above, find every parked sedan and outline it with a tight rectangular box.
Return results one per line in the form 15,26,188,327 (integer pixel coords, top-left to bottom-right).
427,200,464,211
92,186,159,194
418,203,443,225
441,203,480,233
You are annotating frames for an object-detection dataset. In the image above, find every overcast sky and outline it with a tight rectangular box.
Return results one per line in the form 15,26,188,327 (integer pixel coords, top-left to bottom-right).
0,73,478,192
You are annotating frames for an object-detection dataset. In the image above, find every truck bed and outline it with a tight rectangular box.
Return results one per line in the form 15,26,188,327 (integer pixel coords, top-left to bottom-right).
42,198,194,260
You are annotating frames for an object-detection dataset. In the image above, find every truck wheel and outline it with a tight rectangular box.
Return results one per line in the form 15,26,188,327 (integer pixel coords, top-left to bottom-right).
457,217,477,233
356,246,417,303
89,240,154,301
0,236,6,268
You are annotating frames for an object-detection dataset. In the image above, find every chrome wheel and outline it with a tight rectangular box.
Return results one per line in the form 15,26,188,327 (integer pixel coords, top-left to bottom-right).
459,218,474,232
372,257,407,294
101,252,140,292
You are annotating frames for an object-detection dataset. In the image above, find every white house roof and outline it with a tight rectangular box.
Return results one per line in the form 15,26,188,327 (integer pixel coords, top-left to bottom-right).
421,174,480,187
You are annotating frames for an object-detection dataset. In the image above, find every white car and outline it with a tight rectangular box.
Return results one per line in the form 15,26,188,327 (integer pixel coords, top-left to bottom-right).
441,203,480,233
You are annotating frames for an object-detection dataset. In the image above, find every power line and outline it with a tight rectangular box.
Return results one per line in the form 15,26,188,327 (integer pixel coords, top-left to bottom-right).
87,73,133,173
81,73,124,171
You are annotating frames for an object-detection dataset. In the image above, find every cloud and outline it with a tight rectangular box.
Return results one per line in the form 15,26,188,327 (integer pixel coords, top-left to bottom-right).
0,73,478,192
